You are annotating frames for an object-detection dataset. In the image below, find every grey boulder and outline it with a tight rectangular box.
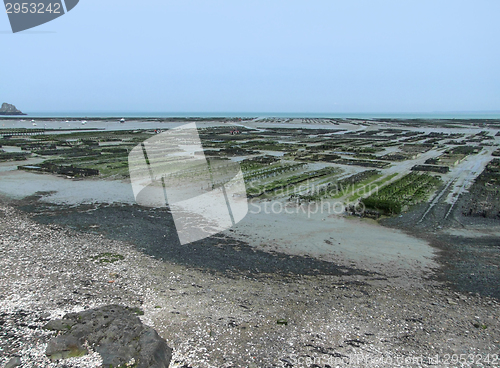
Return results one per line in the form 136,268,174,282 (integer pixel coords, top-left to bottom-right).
44,304,172,368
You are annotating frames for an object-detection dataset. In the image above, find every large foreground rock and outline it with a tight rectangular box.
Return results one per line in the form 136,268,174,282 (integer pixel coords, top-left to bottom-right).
44,305,172,368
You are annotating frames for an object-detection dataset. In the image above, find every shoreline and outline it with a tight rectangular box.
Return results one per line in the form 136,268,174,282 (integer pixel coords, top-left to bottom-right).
3,114,500,120
3,182,498,299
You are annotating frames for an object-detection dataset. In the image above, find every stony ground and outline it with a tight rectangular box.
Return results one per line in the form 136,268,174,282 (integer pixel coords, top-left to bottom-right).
1,202,499,368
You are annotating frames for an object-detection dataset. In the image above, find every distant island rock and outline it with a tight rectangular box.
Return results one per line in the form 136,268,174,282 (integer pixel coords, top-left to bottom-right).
0,102,26,115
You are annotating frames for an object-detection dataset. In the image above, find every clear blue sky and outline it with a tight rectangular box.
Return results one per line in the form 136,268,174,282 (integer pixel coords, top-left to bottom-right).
1,0,499,113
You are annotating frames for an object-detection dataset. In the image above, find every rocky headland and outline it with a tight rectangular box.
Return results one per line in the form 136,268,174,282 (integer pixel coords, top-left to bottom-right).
0,103,26,116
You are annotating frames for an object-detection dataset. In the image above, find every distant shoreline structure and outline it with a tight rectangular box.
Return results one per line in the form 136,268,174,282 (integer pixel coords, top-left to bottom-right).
1,111,499,120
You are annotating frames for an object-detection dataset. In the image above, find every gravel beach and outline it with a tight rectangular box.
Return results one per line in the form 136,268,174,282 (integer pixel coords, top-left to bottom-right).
1,198,499,368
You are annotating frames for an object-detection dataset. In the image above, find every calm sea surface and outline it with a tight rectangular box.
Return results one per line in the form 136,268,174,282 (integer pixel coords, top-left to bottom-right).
14,111,500,119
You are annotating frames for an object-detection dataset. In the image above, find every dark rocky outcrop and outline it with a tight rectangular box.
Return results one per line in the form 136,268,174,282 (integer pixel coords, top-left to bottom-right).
44,305,172,368
0,103,26,115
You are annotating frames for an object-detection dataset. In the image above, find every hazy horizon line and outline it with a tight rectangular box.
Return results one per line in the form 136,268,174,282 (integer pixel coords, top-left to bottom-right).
18,109,500,114
6,110,499,120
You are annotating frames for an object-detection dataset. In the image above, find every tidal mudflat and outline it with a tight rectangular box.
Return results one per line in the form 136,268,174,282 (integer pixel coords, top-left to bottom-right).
1,117,499,367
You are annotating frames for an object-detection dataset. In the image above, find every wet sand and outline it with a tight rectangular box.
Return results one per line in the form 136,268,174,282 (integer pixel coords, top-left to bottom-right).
227,200,437,281
0,169,135,204
0,168,438,283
